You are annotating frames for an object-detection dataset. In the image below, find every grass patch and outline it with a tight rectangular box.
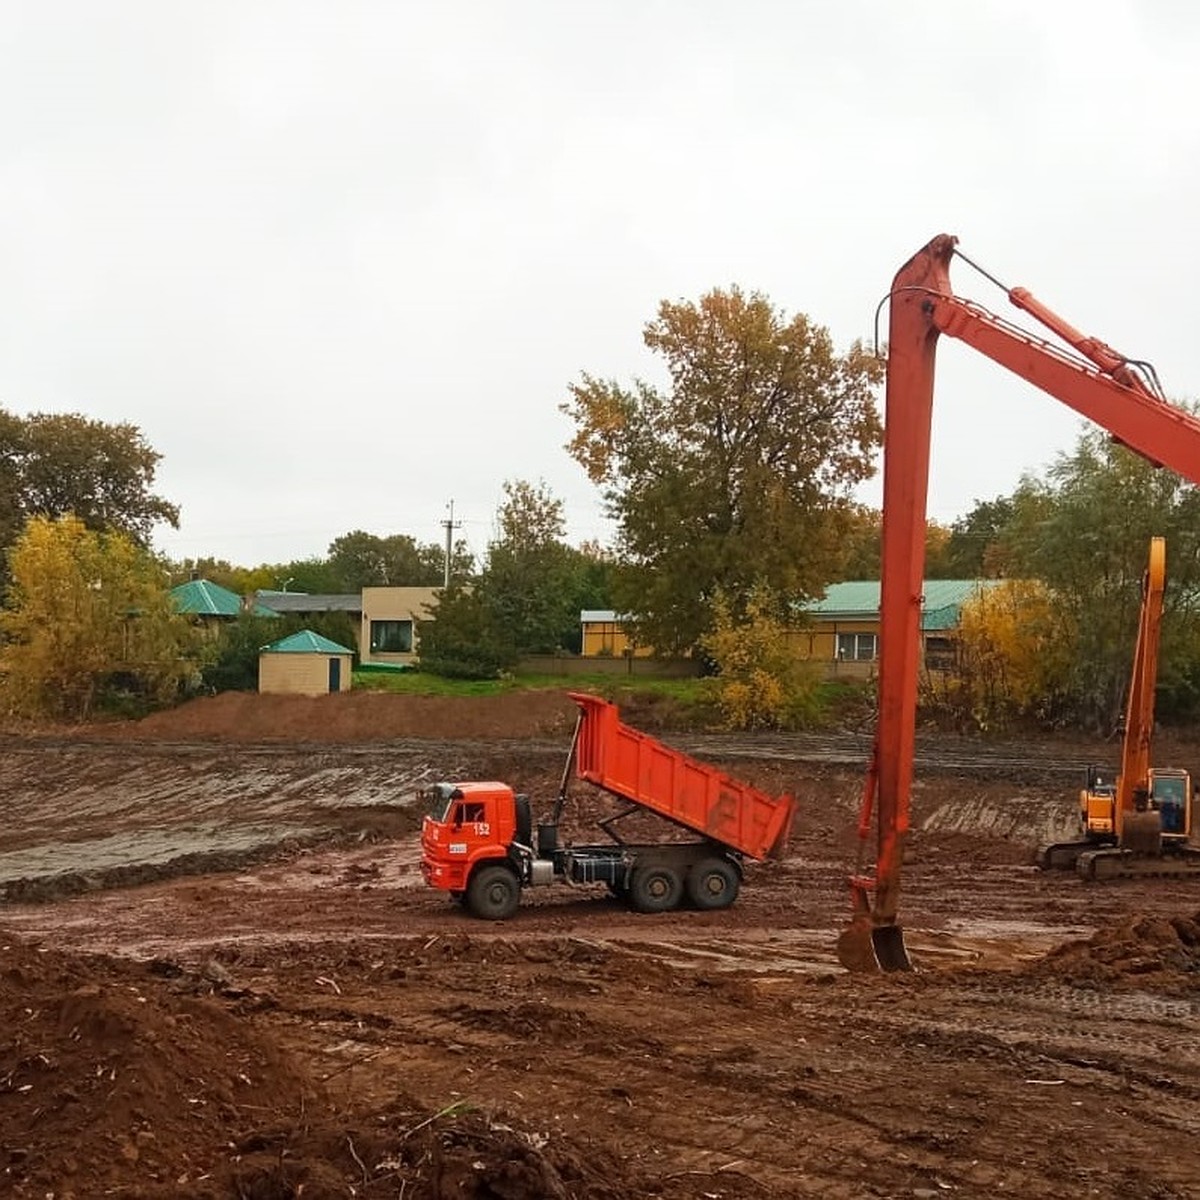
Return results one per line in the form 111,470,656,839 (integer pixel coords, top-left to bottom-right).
350,667,871,732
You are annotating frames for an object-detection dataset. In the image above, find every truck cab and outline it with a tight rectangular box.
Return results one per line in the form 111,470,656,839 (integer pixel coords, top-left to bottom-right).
420,781,524,895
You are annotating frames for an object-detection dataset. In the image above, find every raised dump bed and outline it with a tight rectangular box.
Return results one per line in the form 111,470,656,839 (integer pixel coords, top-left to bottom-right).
568,691,794,861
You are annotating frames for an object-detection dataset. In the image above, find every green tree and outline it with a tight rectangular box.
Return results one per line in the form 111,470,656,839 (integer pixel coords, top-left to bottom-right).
944,496,1018,578
259,557,342,595
1004,428,1200,728
419,484,614,677
418,585,518,679
834,507,956,581
327,530,467,590
563,287,883,652
2,515,199,720
0,410,178,553
481,480,584,655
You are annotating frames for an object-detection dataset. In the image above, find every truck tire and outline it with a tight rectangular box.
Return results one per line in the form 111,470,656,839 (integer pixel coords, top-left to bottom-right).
629,864,683,914
686,858,740,910
466,864,520,920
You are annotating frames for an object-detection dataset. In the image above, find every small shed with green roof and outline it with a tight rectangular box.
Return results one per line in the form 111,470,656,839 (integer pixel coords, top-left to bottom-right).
258,630,355,696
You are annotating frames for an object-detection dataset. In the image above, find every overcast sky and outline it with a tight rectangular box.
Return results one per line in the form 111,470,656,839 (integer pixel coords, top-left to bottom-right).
2,1,1198,571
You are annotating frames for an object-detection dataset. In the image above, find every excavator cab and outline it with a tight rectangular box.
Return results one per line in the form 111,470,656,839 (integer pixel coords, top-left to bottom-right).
1150,768,1192,839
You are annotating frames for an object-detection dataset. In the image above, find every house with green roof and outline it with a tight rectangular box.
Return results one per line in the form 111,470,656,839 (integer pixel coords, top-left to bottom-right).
258,630,355,696
796,579,1005,677
170,578,278,635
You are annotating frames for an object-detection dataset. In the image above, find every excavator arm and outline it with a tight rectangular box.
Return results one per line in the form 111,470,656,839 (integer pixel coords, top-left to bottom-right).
1114,537,1166,842
838,235,1200,973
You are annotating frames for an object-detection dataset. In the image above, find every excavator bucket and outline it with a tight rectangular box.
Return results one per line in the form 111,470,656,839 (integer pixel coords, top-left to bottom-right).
836,918,914,973
872,924,913,972
836,918,879,973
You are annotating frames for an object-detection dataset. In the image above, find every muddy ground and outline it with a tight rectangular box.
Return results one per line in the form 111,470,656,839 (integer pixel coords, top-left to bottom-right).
3,692,1200,1198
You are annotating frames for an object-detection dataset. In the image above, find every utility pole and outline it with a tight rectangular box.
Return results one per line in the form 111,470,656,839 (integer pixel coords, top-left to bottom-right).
441,500,461,588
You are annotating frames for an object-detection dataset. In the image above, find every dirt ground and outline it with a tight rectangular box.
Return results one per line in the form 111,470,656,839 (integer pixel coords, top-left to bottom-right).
3,692,1200,1198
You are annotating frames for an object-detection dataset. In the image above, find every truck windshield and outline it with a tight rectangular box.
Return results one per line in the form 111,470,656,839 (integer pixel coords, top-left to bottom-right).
425,784,460,823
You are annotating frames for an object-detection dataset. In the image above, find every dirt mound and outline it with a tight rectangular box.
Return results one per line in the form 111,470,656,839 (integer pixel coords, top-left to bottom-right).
0,936,720,1199
1032,909,1200,990
0,936,319,1196
223,1099,653,1200
92,689,583,743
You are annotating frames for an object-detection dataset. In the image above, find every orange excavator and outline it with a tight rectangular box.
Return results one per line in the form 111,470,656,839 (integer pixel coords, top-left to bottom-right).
1038,536,1200,879
838,234,1200,973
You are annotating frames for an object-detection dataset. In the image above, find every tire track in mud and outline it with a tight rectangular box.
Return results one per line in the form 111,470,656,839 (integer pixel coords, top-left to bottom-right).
243,935,1200,1200
0,728,1097,903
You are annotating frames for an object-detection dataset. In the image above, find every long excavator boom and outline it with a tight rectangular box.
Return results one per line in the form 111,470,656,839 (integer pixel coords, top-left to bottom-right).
838,235,1200,973
1114,537,1166,840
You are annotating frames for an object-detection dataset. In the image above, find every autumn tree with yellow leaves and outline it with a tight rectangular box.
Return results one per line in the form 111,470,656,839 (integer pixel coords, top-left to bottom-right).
700,584,820,730
933,579,1076,731
1,515,201,721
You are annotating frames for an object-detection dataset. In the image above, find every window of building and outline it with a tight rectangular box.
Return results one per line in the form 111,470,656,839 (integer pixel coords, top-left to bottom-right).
924,635,956,669
836,632,878,661
370,619,413,654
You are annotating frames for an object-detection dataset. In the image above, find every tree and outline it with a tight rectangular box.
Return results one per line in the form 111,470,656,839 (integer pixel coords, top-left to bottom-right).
326,530,472,591
2,515,199,720
419,483,615,677
418,585,518,679
1002,427,1200,728
563,287,883,652
481,481,584,655
936,579,1076,731
700,583,819,730
0,409,178,554
943,496,1018,578
834,507,955,581
259,557,342,595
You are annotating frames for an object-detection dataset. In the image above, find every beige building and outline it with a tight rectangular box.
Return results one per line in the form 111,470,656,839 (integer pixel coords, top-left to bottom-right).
580,582,1001,681
579,610,653,658
793,579,1005,679
258,630,354,696
254,586,441,667
360,586,439,667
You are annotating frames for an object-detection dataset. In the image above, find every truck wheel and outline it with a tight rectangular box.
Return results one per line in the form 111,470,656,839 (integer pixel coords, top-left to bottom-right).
466,865,520,920
629,864,683,913
686,859,740,910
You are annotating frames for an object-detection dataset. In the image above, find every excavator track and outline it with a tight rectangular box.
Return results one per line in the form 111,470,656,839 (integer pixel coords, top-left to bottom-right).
1037,840,1107,871
1076,848,1200,882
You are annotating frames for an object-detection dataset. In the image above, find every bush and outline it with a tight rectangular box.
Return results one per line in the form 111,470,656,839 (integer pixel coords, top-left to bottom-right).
418,587,518,681
699,584,820,731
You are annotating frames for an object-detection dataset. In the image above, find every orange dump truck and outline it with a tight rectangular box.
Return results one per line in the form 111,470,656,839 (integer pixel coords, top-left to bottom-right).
421,692,795,919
